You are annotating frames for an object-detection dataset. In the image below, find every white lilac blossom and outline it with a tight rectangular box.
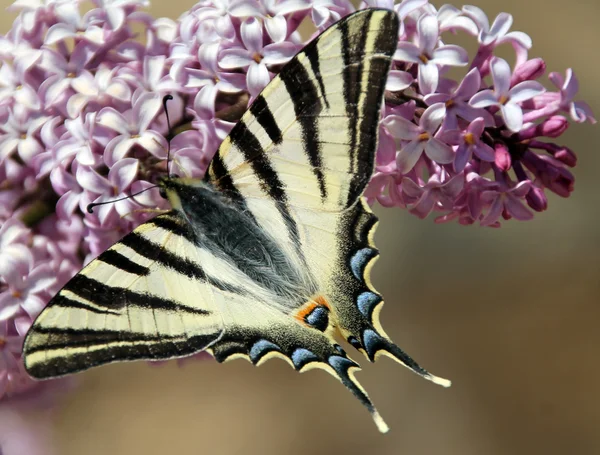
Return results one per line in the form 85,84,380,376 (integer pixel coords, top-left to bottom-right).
393,13,468,94
384,103,454,173
220,17,300,97
0,0,595,422
469,56,545,132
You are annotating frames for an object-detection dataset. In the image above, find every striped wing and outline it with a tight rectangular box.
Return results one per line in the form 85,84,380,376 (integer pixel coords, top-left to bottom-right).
208,9,392,212
206,8,399,320
203,9,449,433
23,211,228,378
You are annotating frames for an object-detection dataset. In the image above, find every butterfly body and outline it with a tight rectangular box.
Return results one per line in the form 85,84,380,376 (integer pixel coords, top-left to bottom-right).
23,9,450,433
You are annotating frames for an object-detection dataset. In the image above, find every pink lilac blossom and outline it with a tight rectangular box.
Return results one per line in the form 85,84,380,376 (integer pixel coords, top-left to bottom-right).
0,0,595,419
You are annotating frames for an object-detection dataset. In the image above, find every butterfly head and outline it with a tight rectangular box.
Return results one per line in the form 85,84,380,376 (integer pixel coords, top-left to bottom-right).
157,175,189,207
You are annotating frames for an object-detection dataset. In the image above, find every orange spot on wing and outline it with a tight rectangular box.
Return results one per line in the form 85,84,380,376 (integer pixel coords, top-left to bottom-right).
294,295,330,322
314,295,331,309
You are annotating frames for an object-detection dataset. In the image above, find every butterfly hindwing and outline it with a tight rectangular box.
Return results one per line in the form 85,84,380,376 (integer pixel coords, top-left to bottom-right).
201,9,449,431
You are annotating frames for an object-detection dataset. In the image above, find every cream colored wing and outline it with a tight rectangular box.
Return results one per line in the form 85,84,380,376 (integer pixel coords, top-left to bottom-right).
23,211,233,378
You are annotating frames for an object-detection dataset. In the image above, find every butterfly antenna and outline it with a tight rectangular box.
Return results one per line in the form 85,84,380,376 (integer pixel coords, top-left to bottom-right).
86,185,159,214
162,94,174,178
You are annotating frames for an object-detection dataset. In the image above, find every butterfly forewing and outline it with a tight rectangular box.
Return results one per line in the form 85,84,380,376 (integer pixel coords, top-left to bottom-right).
23,211,226,378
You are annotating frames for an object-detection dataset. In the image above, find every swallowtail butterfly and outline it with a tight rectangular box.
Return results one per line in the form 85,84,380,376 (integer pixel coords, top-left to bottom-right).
23,9,450,433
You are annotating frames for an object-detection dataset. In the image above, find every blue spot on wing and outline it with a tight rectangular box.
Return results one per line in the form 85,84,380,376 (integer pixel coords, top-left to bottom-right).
362,329,381,357
249,340,280,363
357,292,381,318
350,248,376,280
328,355,357,372
291,348,318,369
305,306,329,331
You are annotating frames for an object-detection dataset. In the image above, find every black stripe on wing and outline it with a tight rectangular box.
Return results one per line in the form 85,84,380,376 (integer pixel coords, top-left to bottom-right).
280,56,327,202
339,10,398,204
119,230,237,293
340,10,370,199
97,249,150,276
229,121,301,246
209,152,258,223
306,44,330,109
25,326,218,378
51,294,121,316
147,212,197,244
63,275,212,316
249,94,283,145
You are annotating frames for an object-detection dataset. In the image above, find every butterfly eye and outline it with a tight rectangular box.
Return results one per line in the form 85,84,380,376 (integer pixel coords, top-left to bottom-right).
159,188,167,199
304,305,329,331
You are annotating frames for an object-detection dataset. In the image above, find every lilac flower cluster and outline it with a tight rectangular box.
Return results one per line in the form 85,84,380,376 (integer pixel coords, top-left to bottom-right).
0,0,595,406
365,1,595,224
0,0,350,403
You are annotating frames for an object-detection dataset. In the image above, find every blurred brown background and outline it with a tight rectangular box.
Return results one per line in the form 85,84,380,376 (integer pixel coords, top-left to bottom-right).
2,0,600,454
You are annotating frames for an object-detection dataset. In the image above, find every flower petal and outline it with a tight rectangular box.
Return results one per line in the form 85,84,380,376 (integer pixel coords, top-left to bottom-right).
501,103,524,132
393,42,422,63
454,68,482,99
103,136,135,167
144,55,166,87
76,165,111,194
134,92,162,132
418,60,439,95
383,115,420,140
454,143,471,172
462,5,489,32
241,17,263,54
469,89,498,108
97,108,129,135
490,57,511,96
108,157,139,191
480,194,503,226
386,70,413,91
247,62,270,97
44,23,75,45
396,140,425,173
432,45,468,66
473,142,495,162
194,84,218,119
265,15,287,43
425,137,454,164
508,81,545,103
417,14,439,55
410,190,437,219
262,42,298,65
482,12,512,45
217,73,247,93
220,49,253,69
505,194,534,220
26,264,56,294
499,31,532,49
420,103,446,134
137,131,167,159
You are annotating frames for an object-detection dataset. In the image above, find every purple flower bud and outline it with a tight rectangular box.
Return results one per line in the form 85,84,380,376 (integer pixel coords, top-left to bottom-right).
522,151,574,197
529,141,577,167
494,143,511,171
518,115,568,140
551,146,578,167
525,186,548,212
510,58,546,86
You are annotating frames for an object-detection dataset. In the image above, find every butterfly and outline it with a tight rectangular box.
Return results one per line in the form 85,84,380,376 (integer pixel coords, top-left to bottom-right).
23,8,450,433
